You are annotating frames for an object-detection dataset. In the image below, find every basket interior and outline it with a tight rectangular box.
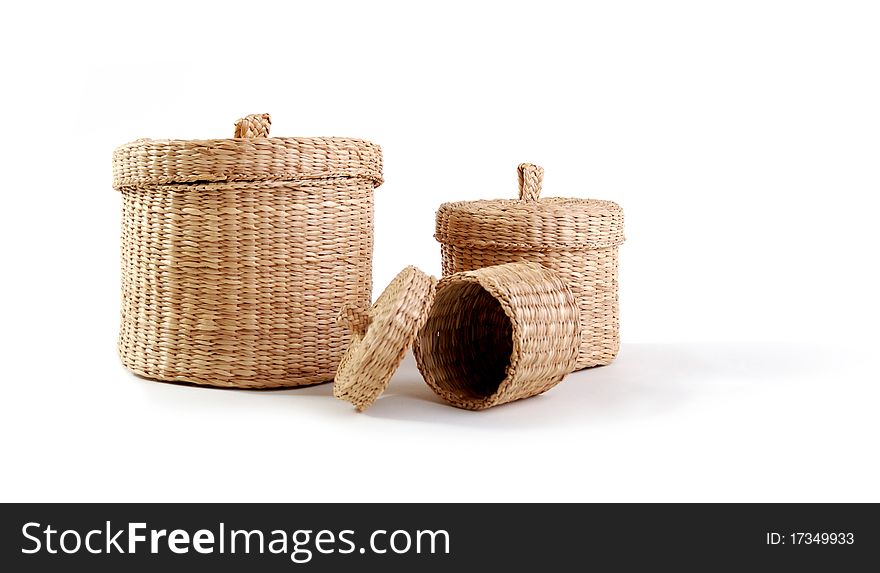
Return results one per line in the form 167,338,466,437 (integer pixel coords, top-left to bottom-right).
418,280,513,400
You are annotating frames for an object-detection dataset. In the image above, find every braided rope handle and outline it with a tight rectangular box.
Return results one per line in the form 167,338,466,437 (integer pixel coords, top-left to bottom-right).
517,163,544,201
234,113,272,138
337,305,373,337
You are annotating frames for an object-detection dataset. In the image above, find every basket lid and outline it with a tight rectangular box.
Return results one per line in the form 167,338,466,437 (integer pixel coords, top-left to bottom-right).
333,266,438,411
435,163,624,250
112,113,383,190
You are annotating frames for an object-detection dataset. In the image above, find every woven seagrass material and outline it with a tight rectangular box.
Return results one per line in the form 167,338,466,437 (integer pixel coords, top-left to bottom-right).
113,114,382,388
435,163,624,370
413,262,580,410
334,267,437,411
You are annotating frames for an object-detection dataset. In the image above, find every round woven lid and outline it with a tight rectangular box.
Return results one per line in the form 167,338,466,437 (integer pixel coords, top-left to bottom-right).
333,266,438,411
435,163,624,250
112,113,383,190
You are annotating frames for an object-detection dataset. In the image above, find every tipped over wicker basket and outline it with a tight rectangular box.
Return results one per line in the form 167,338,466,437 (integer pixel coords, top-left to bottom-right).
435,163,624,370
414,262,580,410
112,113,382,388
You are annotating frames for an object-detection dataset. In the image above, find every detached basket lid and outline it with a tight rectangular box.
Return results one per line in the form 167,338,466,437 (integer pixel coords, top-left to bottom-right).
112,113,383,190
435,163,624,250
333,267,438,411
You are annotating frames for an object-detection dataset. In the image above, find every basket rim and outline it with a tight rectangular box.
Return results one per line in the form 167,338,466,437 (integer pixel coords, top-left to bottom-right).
112,136,383,190
438,196,623,212
435,197,625,250
427,271,524,410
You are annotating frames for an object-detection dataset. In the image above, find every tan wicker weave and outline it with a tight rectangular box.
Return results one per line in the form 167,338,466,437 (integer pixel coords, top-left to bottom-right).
112,114,382,388
435,164,624,370
414,262,580,410
333,266,437,411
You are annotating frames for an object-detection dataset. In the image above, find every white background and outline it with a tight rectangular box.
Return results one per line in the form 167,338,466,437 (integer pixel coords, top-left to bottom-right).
1,1,878,502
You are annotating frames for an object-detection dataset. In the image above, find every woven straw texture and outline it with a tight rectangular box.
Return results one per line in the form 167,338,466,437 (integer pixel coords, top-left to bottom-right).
414,262,580,410
435,163,623,370
113,114,382,388
333,266,437,411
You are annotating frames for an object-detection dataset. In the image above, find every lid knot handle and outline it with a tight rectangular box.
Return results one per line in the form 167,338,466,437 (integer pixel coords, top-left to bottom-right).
517,163,544,201
234,113,271,138
337,305,373,337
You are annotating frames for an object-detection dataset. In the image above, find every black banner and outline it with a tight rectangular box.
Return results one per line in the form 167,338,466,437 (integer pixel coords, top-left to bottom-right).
1,503,876,570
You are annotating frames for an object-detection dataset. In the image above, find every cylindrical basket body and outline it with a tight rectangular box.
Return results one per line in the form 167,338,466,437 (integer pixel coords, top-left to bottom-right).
112,114,382,388
413,262,580,410
434,164,624,370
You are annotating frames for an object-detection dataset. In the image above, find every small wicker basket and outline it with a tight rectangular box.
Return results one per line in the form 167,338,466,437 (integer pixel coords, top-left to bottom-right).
435,164,624,370
414,262,580,410
112,113,382,388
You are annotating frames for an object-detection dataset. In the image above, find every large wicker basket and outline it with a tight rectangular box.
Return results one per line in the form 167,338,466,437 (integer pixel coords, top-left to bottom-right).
112,113,382,388
435,163,624,370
